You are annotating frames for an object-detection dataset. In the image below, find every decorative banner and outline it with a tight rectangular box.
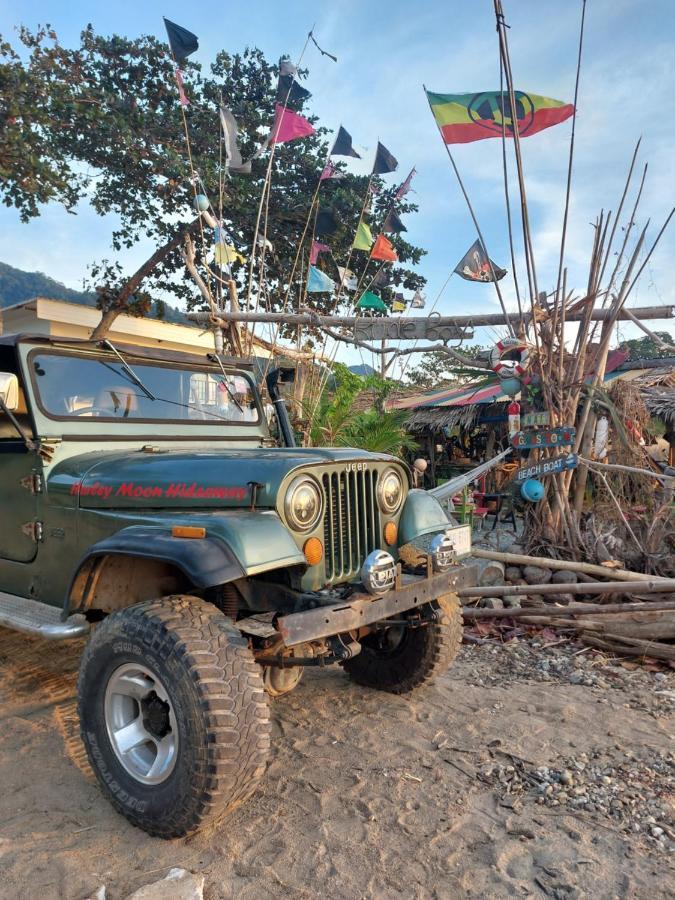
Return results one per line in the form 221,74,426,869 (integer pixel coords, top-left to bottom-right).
391,298,407,313
277,74,311,103
521,410,550,427
219,104,249,172
309,240,330,264
426,89,574,145
270,104,315,144
163,18,199,63
455,239,506,282
515,453,578,483
320,161,344,181
331,126,361,158
356,291,388,313
383,211,407,234
336,266,358,291
511,426,576,449
371,233,398,262
307,266,335,293
395,167,416,199
315,207,338,236
372,141,398,175
410,290,426,309
353,221,374,251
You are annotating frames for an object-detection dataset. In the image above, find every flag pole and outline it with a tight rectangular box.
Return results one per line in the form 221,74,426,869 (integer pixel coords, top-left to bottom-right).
422,84,514,336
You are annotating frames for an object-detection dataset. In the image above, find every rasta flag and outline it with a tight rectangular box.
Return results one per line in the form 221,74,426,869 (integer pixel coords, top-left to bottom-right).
332,126,361,158
454,239,506,283
426,90,574,144
163,18,199,64
371,233,398,262
372,141,398,175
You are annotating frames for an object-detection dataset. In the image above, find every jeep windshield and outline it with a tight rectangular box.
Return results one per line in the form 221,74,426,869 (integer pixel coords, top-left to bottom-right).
28,349,260,424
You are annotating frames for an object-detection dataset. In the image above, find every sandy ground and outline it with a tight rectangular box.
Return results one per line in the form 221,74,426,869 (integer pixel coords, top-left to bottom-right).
0,624,673,900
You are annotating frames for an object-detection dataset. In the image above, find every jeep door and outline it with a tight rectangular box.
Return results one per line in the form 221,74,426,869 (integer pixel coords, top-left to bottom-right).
0,346,40,563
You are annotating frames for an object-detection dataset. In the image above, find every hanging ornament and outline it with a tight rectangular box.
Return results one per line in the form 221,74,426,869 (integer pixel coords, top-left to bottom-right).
507,400,521,437
500,376,522,398
193,194,209,212
521,478,545,503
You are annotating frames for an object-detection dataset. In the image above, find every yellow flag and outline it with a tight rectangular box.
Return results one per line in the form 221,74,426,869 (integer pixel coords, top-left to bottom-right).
214,243,246,266
352,221,373,251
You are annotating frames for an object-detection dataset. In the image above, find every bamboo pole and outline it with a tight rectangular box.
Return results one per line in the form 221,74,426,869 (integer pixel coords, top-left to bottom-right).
461,598,675,619
458,579,675,599
470,548,670,582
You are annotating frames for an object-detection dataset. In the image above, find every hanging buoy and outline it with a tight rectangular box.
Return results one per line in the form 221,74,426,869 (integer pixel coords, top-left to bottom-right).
193,193,210,212
521,478,545,502
508,400,521,437
500,376,522,398
490,337,530,378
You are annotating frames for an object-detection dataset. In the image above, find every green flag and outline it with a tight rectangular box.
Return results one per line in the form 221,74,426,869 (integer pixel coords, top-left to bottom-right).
353,221,373,251
357,291,387,312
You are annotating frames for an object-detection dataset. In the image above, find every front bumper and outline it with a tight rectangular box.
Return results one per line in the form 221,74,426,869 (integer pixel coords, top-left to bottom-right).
277,563,477,647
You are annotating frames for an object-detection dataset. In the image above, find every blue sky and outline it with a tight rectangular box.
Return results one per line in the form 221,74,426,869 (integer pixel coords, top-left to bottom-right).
2,0,674,368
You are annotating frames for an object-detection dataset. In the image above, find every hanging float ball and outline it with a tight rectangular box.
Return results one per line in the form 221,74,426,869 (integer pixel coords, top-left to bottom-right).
193,193,210,212
521,478,545,503
413,458,428,473
500,377,522,397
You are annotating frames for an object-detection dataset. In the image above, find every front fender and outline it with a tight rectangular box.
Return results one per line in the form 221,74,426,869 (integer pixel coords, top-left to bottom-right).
398,489,453,545
67,512,306,600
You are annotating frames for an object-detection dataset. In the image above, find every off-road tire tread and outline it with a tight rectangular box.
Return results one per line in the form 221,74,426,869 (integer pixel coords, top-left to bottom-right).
78,595,270,838
343,593,462,694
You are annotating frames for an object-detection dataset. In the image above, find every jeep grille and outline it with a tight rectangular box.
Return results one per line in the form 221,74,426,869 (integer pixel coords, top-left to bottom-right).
322,469,380,584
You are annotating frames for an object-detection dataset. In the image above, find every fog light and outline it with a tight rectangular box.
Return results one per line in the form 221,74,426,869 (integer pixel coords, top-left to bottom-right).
430,531,457,572
383,521,398,546
361,550,396,595
303,537,324,566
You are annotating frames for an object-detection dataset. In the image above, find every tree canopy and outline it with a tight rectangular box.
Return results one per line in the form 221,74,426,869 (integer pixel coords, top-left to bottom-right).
0,26,426,335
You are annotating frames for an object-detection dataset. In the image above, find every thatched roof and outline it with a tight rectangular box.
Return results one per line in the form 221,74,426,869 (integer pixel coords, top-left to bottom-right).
642,387,675,427
404,401,507,433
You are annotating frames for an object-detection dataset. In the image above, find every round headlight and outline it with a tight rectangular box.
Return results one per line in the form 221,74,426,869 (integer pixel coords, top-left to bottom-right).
284,476,323,532
377,468,404,514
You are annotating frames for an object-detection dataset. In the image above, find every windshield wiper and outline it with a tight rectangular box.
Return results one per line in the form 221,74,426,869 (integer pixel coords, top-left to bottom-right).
99,339,156,401
207,352,244,412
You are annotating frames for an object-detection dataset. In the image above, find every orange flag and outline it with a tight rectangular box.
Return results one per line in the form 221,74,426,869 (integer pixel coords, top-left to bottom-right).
370,233,398,262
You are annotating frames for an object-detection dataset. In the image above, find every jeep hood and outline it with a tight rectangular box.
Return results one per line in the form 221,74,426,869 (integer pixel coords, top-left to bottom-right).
48,447,399,510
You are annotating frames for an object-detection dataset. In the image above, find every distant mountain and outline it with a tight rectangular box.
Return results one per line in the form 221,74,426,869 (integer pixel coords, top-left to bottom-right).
0,262,190,324
348,363,376,377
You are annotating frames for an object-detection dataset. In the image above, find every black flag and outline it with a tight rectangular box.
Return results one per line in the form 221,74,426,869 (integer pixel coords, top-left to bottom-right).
454,239,507,282
383,211,407,234
372,141,398,175
163,18,199,64
277,75,312,103
315,207,338,236
331,126,361,158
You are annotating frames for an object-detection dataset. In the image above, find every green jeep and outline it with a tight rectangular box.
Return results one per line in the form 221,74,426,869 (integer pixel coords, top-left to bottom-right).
0,334,476,837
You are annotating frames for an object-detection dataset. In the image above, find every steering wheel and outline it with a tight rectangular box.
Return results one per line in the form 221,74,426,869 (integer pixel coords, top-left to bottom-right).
73,406,113,417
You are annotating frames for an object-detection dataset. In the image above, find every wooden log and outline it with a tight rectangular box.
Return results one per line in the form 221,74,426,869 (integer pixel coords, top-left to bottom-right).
471,548,669,583
461,599,675,620
580,633,675,662
457,578,675,599
580,610,675,641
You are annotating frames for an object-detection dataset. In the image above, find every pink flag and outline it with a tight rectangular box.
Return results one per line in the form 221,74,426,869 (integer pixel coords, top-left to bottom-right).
310,240,330,264
270,103,315,144
395,167,416,199
320,160,345,181
174,68,189,107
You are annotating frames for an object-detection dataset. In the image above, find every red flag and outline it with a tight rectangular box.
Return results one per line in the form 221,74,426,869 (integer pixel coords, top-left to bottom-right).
270,103,315,144
371,234,398,262
320,160,344,181
310,240,330,264
174,69,189,107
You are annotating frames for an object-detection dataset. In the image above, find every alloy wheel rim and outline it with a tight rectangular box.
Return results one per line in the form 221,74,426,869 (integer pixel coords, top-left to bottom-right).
104,662,178,785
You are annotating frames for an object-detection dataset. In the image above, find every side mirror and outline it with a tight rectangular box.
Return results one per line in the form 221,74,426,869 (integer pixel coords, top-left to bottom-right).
0,373,19,411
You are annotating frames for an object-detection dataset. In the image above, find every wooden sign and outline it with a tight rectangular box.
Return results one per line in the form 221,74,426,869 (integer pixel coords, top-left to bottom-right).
521,411,550,427
515,453,578,482
511,426,576,449
353,319,469,342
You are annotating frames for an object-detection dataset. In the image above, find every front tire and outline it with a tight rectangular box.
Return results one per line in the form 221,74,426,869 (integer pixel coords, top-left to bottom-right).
78,595,270,838
343,593,463,694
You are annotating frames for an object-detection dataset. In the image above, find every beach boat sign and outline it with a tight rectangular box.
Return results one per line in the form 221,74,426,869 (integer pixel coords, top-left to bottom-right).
515,452,578,482
511,426,576,449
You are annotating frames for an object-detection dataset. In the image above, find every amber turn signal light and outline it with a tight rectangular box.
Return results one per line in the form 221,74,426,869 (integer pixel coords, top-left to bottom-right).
171,525,206,539
383,521,398,546
303,537,324,566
